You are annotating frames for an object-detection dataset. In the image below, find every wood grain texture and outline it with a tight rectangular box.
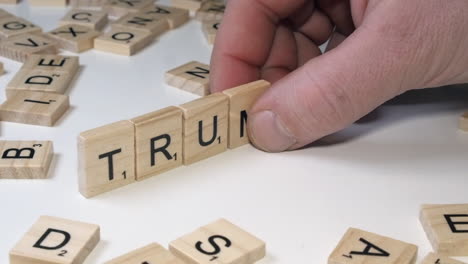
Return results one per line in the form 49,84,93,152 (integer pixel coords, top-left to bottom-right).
94,27,153,56
169,218,266,264
0,16,42,39
60,9,108,30
223,80,270,149
420,204,468,256
78,120,136,198
178,93,228,165
105,243,186,264
421,253,465,264
195,1,225,21
22,54,80,75
70,0,108,8
130,106,183,181
29,0,67,6
48,24,101,53
0,141,53,179
328,228,418,264
0,33,57,62
113,13,169,37
202,19,220,45
142,4,189,29
459,112,468,132
170,0,203,11
105,0,154,18
165,61,210,96
6,68,74,98
9,215,100,264
0,91,69,126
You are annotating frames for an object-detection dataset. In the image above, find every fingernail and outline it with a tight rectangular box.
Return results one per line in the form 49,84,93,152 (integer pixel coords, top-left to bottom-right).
248,110,297,152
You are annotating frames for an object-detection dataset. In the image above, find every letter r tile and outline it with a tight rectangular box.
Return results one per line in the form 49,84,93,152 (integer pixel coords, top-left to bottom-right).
130,106,183,181
328,228,417,264
9,215,100,264
420,204,468,256
78,120,135,198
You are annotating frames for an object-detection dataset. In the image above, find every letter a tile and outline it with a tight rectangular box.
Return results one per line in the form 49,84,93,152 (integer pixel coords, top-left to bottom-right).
328,228,417,264
420,204,468,256
169,219,266,264
178,93,228,165
0,141,53,179
78,120,135,198
105,243,186,264
9,215,100,264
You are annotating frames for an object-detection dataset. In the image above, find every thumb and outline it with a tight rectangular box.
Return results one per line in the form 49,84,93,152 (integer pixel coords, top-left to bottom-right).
248,26,420,152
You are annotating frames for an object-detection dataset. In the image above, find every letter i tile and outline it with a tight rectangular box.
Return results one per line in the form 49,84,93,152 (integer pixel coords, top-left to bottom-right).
9,215,100,264
328,228,418,264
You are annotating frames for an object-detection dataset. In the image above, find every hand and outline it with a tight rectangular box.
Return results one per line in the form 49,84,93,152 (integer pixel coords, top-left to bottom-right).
210,0,468,152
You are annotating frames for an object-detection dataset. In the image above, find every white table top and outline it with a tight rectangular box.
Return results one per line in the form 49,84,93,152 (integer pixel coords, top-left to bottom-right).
1,1,468,263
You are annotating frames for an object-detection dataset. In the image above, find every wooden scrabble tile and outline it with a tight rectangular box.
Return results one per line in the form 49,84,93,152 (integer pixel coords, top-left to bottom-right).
420,204,468,256
6,69,74,98
78,120,135,198
0,91,69,126
0,34,57,62
29,0,67,6
459,112,468,132
170,218,266,264
195,1,225,21
22,54,79,75
178,93,228,165
202,19,220,45
328,228,418,264
165,61,210,96
0,61,4,75
60,9,108,30
170,0,203,11
421,253,465,264
94,27,153,56
0,8,14,18
113,13,169,37
105,243,186,264
10,215,100,264
48,24,101,53
0,16,42,39
105,0,154,18
70,0,108,8
142,4,189,29
130,106,183,181
223,80,270,149
0,141,53,179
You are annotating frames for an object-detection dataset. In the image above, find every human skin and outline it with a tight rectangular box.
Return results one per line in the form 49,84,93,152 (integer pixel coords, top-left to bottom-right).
210,0,468,152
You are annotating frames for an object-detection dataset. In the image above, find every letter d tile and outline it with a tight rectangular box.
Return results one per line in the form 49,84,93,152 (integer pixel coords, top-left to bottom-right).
9,215,100,264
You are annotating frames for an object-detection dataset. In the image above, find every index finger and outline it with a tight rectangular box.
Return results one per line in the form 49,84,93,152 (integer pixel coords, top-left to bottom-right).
210,0,307,92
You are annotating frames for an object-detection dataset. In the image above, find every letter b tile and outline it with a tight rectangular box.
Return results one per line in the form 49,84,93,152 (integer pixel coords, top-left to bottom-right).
0,141,53,179
9,215,100,264
78,120,135,198
328,228,417,264
420,204,468,256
